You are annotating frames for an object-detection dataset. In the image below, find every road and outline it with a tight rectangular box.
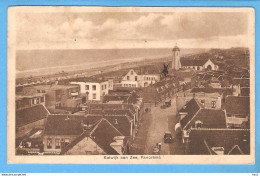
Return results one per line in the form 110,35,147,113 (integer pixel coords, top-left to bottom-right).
130,95,185,155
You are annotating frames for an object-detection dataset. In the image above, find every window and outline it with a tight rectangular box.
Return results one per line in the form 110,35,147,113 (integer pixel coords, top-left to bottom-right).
93,93,96,99
92,85,96,90
201,100,205,104
211,101,216,108
131,71,133,75
47,138,52,149
104,85,106,89
127,76,130,80
135,76,138,81
85,85,89,90
55,138,61,149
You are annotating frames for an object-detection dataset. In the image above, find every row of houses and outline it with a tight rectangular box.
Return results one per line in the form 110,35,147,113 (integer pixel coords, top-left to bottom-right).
175,81,250,155
16,82,144,155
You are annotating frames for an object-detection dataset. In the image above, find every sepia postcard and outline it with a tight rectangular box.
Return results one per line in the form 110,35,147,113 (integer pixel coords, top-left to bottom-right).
7,6,255,164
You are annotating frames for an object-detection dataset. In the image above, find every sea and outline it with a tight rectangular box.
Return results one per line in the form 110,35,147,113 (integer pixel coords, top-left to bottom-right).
16,48,208,78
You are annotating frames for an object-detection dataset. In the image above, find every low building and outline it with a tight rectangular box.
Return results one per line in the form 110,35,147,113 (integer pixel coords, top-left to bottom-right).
61,118,127,155
187,128,250,155
225,96,250,128
70,77,113,102
16,104,50,139
43,115,86,154
181,58,219,71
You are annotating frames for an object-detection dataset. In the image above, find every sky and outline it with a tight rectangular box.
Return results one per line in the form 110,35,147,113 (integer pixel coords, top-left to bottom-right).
15,9,252,50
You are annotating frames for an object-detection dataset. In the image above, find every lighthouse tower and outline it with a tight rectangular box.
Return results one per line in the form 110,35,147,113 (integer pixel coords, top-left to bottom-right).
172,45,181,70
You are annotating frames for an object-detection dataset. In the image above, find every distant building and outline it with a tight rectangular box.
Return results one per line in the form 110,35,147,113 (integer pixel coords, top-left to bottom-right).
23,84,82,110
225,96,250,128
172,46,181,70
70,77,113,101
121,69,160,88
181,58,219,71
187,128,250,155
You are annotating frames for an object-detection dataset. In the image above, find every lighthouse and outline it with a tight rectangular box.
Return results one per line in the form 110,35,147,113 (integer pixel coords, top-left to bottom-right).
172,45,181,70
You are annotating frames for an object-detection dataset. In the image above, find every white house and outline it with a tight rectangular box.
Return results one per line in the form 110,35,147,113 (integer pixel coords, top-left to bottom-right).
121,69,160,88
181,59,219,71
70,78,113,101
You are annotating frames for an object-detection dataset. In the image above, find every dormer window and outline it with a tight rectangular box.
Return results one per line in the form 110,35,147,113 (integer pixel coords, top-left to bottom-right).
115,119,118,125
195,120,203,128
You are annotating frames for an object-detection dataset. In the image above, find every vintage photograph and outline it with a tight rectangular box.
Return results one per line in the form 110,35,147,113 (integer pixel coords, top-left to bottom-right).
7,7,255,164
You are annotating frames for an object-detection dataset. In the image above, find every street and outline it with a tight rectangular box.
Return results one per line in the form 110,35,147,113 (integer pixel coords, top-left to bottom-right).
130,95,185,155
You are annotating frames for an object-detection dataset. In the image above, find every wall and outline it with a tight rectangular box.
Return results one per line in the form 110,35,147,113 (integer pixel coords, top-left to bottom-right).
43,135,78,154
65,137,106,155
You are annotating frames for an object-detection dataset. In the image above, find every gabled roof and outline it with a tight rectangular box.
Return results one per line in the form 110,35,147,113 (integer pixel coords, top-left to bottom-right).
179,99,201,129
225,96,250,115
16,104,49,128
184,109,226,130
90,118,123,155
44,115,85,136
188,128,250,155
84,115,132,136
60,118,123,155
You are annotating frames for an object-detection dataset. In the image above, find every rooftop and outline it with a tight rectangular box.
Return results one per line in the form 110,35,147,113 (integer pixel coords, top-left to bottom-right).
225,96,250,115
188,128,250,155
44,115,86,136
184,109,226,130
16,104,49,128
70,77,110,83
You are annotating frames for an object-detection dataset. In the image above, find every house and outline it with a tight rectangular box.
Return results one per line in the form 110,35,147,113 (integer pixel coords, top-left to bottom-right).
121,69,160,88
16,104,50,138
176,99,226,142
43,114,87,154
70,77,113,101
181,58,219,71
23,84,82,110
176,88,223,111
61,118,128,155
187,128,250,155
225,96,250,128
